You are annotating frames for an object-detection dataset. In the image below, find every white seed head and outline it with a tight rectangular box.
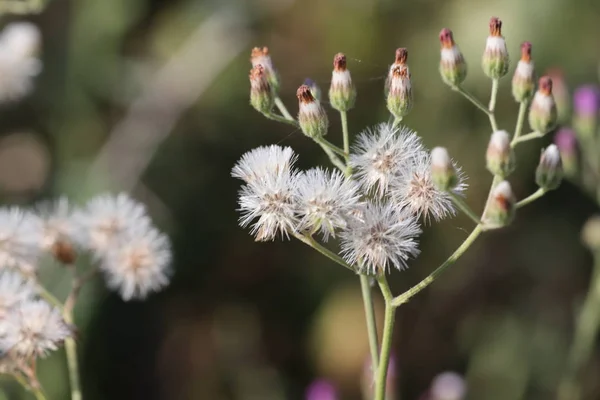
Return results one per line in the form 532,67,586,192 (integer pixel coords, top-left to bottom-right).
36,197,78,252
102,225,172,301
0,300,71,359
0,208,43,273
231,145,297,184
340,201,421,274
295,168,362,241
0,271,36,318
431,372,466,400
350,123,424,197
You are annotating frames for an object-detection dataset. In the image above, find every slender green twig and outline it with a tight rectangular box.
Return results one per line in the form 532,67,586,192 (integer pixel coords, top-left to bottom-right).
360,275,380,371
510,101,529,146
293,233,354,272
452,86,491,116
511,131,543,146
516,188,546,208
488,79,499,132
341,111,350,156
264,112,299,127
375,275,396,400
273,96,294,121
449,193,484,225
12,372,47,400
319,137,347,158
314,138,347,171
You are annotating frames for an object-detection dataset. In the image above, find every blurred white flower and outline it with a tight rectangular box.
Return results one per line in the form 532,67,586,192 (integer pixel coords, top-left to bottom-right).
393,152,466,222
295,168,362,241
0,270,36,318
340,201,421,274
102,225,172,301
430,372,466,400
0,300,71,359
36,197,79,264
231,145,297,184
0,208,42,273
0,22,42,102
350,123,423,197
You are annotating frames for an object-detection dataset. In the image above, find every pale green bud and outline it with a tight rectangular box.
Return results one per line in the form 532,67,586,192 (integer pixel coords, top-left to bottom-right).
482,17,509,79
297,85,328,139
486,130,515,177
329,53,356,112
535,144,563,190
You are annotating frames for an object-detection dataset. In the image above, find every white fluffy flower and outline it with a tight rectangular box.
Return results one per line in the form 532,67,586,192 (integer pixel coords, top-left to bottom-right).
238,166,299,241
73,193,151,257
36,197,78,254
231,145,297,183
340,201,421,274
0,208,43,273
295,168,362,241
102,225,172,301
350,123,423,197
0,22,42,102
0,271,36,317
393,152,466,222
0,300,71,359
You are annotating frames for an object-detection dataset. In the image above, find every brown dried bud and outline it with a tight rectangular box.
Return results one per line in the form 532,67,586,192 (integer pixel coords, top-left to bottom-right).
333,53,347,72
489,17,502,37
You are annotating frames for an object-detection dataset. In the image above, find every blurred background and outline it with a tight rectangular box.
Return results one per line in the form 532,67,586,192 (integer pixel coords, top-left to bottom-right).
1,0,600,399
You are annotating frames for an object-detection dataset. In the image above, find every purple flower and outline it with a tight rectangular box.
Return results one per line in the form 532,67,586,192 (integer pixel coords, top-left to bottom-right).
305,379,337,400
573,85,600,117
554,128,577,154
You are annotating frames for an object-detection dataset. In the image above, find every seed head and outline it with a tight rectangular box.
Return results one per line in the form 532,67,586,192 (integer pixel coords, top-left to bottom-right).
250,46,280,92
0,271,36,318
486,130,515,177
439,28,467,86
329,53,356,112
535,144,563,190
512,42,535,102
297,84,328,139
231,145,297,184
484,181,516,228
528,76,557,134
0,208,43,274
249,65,274,114
482,17,509,79
36,197,79,265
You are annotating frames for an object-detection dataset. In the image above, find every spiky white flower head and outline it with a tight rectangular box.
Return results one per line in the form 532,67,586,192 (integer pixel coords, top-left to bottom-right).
72,193,152,258
0,271,36,318
430,372,466,400
340,201,421,274
0,22,42,102
0,208,42,273
393,152,466,222
102,225,172,301
231,145,297,184
295,168,362,241
36,197,79,264
238,166,299,242
0,300,71,359
350,123,423,197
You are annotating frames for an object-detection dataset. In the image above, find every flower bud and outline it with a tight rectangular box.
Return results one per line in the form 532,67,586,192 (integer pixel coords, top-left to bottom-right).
439,28,467,87
430,372,466,400
431,147,457,191
484,180,516,227
297,84,328,139
528,76,557,134
512,42,535,102
386,48,412,119
582,215,600,251
554,128,578,177
482,17,509,79
535,144,563,190
329,53,356,112
304,78,322,102
486,130,515,177
546,68,570,123
573,85,600,138
249,65,274,114
251,46,280,92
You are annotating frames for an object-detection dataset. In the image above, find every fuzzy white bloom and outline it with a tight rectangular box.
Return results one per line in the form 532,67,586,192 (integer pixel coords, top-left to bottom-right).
295,168,362,241
231,145,297,184
0,300,71,359
36,197,78,253
0,208,43,273
0,271,36,317
393,152,466,222
431,372,466,400
340,201,421,274
350,123,423,197
102,225,172,301
73,193,151,257
0,22,42,102
238,167,299,241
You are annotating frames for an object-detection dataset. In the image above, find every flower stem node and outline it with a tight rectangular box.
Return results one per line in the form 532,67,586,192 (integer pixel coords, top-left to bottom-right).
329,53,356,112
430,147,457,191
512,42,535,102
297,84,329,139
528,76,558,134
484,180,516,228
486,130,515,177
482,17,509,79
535,144,563,190
439,28,467,87
250,46,280,92
386,49,412,119
249,65,274,114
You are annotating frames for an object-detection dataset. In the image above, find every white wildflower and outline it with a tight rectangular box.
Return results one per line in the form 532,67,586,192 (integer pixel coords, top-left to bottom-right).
0,208,42,272
0,300,71,359
295,168,362,241
36,197,79,264
340,201,421,274
0,271,36,318
102,225,172,301
231,145,297,183
350,123,423,197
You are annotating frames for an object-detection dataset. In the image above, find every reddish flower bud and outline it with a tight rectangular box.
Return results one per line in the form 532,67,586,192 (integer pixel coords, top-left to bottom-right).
329,53,356,112
528,76,558,134
482,17,509,79
439,28,467,86
512,42,535,102
297,85,328,138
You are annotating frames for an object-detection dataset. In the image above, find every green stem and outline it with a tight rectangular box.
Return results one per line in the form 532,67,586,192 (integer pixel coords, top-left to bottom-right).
375,275,396,400
264,112,299,127
557,251,600,400
511,101,529,146
314,138,347,171
293,233,354,272
511,131,543,146
391,225,483,307
452,86,491,116
360,275,380,374
449,193,484,225
319,137,347,158
273,96,294,121
37,284,63,309
488,79,499,132
516,188,546,208
341,111,350,157
392,116,403,128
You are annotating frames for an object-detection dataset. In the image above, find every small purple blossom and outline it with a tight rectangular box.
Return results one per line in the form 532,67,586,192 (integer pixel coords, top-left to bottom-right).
554,128,577,154
573,85,600,117
305,379,337,400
